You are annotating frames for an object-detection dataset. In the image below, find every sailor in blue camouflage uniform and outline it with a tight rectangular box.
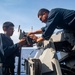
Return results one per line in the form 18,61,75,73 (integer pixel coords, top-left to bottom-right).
28,8,75,42
1,21,26,75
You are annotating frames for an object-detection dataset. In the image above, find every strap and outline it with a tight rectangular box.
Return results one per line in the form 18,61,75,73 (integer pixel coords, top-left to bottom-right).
0,34,4,56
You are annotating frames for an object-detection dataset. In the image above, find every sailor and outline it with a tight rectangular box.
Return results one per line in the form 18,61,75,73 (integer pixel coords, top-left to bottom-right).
28,8,75,42
1,21,26,75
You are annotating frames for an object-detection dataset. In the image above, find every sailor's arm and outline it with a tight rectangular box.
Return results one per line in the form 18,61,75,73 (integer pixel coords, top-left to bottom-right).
4,38,26,57
28,29,43,35
36,37,44,42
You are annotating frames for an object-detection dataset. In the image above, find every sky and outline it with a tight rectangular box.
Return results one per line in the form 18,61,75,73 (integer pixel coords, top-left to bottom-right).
0,0,75,43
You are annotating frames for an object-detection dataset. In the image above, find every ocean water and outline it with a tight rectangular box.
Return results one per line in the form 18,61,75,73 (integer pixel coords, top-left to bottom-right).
14,48,38,75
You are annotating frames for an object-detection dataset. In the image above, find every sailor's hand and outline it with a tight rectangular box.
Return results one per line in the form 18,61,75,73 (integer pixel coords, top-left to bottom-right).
18,38,26,47
29,34,38,42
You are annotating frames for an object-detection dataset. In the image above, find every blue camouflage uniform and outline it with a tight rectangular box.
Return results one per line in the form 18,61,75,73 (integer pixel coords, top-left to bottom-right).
41,8,75,40
1,33,20,75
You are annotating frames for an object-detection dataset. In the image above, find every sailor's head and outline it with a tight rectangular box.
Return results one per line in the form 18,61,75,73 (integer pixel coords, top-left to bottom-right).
3,21,14,37
38,8,49,23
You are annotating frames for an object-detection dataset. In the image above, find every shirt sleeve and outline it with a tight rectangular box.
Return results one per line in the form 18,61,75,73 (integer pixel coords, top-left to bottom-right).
42,9,62,40
1,34,20,58
41,26,46,32
4,43,20,57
